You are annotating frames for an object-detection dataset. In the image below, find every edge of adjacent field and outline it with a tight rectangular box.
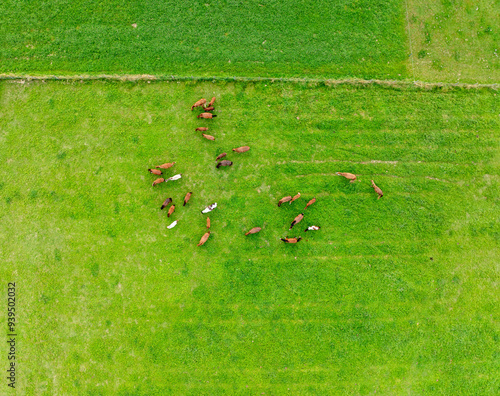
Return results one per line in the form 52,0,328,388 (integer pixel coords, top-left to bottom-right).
0,73,498,91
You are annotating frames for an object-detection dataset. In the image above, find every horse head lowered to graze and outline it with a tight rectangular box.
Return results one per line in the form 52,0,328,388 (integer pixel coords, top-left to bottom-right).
191,98,206,110
278,196,292,207
371,180,384,199
336,172,357,182
152,178,165,187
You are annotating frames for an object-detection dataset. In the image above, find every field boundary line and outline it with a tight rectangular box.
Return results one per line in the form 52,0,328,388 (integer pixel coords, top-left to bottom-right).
0,73,498,91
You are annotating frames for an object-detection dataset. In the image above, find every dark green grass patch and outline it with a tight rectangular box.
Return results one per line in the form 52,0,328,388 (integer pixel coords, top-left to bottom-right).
0,0,407,79
0,81,499,394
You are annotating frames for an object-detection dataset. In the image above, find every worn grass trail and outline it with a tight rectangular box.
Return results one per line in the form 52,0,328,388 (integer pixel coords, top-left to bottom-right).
0,80,499,394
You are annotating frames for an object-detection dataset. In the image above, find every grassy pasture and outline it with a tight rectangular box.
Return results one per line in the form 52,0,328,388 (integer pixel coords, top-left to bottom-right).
0,0,407,79
0,80,499,394
408,0,500,83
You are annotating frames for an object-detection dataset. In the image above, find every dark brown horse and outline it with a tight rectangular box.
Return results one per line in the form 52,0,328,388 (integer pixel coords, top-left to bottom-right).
160,197,172,210
216,160,233,168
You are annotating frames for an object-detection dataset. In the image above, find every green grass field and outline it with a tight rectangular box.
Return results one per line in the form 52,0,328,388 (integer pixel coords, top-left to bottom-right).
3,1,500,83
1,80,499,394
1,0,499,394
3,0,499,83
408,0,500,83
0,0,408,79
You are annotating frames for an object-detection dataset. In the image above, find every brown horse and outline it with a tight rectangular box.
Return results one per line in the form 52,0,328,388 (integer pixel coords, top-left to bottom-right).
245,227,261,236
278,196,292,207
183,192,192,206
281,237,302,243
197,232,211,246
290,213,304,230
304,198,316,210
191,98,206,110
155,162,175,169
197,113,217,119
152,178,165,187
336,172,357,182
371,180,384,199
202,133,215,141
232,146,250,153
290,192,301,204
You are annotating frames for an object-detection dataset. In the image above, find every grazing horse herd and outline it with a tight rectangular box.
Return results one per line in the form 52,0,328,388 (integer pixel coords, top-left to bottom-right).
148,97,384,246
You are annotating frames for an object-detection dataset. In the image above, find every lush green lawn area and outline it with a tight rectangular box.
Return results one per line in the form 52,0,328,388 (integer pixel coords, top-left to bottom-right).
408,0,500,83
0,0,408,79
2,0,499,84
0,80,499,394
